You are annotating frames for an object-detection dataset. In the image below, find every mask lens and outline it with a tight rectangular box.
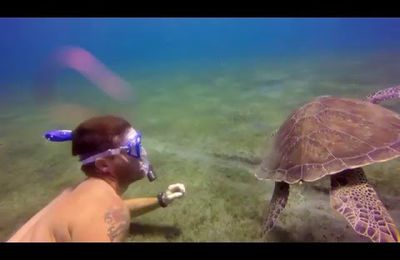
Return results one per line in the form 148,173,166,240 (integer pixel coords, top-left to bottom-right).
126,131,156,182
135,132,142,159
126,132,142,159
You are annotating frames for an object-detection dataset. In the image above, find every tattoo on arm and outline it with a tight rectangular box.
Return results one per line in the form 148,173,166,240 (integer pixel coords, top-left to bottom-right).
104,207,129,242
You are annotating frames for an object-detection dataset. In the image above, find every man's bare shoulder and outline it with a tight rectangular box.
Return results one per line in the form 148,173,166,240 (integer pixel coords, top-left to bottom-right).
70,179,121,203
66,179,130,241
68,195,130,242
103,205,130,241
65,179,127,217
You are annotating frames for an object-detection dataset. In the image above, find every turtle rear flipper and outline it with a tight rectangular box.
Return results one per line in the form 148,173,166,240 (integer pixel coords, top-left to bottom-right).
330,168,400,242
262,181,289,236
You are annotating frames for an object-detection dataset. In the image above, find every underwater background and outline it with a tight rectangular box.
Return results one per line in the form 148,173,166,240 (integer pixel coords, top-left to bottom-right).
1,18,400,242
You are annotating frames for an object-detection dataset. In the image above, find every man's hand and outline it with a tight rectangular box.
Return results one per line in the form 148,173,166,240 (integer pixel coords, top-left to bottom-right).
159,183,186,206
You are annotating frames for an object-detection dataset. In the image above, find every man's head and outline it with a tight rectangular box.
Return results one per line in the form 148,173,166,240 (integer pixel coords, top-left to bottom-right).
71,115,146,184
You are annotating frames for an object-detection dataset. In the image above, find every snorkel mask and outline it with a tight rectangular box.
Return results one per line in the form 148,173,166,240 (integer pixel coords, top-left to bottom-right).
43,128,157,182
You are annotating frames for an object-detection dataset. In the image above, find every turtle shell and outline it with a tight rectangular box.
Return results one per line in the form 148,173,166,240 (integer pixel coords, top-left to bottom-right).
256,96,400,184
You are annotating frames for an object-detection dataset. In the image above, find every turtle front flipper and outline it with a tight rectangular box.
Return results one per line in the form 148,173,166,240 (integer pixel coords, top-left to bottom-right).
330,168,400,242
262,181,290,236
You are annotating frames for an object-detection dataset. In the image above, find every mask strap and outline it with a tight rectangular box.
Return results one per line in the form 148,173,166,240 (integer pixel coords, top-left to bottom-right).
80,147,127,165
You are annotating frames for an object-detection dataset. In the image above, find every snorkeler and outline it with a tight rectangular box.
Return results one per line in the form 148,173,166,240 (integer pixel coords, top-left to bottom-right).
7,115,186,242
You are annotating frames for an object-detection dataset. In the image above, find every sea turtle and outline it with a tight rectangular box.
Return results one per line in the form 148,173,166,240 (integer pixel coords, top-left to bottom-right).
256,85,400,242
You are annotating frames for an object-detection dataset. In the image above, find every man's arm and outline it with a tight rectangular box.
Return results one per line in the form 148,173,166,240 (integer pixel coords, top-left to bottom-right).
124,197,160,217
124,183,186,218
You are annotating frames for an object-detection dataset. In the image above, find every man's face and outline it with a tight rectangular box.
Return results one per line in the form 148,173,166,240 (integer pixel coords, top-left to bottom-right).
111,153,145,183
102,128,146,184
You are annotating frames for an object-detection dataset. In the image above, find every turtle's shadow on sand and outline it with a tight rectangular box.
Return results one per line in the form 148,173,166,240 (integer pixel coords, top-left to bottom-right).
129,222,182,239
267,226,297,242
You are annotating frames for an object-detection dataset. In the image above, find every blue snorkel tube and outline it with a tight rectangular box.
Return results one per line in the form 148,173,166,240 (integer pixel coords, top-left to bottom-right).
44,130,73,142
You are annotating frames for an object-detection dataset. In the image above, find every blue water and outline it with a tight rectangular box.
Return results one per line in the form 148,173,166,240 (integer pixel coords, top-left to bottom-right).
1,18,400,84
